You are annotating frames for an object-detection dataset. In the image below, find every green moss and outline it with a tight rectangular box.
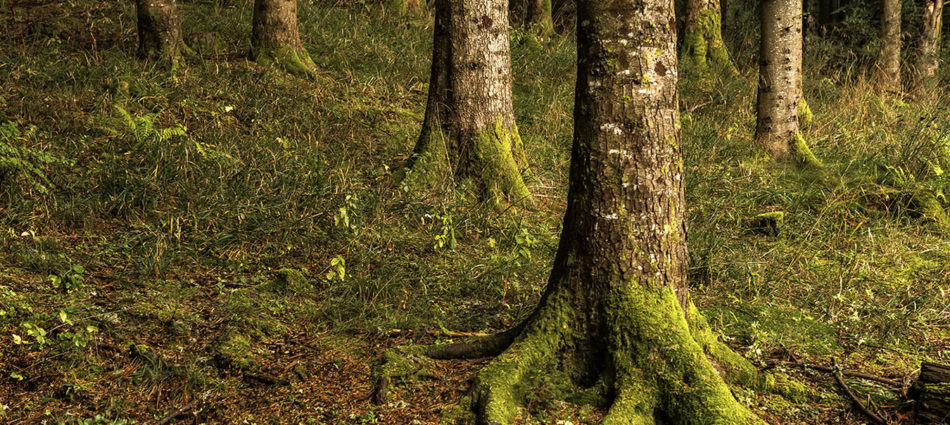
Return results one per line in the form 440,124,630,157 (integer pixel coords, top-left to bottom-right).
261,268,310,295
798,98,813,126
682,9,737,76
255,44,320,80
793,132,823,168
470,119,536,209
749,211,785,236
215,330,259,370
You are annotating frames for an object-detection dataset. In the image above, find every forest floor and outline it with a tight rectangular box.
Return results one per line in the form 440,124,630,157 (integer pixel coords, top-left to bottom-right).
1,1,949,424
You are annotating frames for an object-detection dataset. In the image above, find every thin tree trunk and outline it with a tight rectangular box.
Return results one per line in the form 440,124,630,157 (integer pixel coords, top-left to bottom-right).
251,0,318,78
525,0,554,35
682,0,737,75
881,0,902,91
756,0,820,167
387,0,425,17
405,0,534,208
917,0,944,89
135,0,185,65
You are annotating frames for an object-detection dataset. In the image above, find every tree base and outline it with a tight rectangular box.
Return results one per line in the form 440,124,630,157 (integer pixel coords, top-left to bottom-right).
254,44,320,80
371,287,805,424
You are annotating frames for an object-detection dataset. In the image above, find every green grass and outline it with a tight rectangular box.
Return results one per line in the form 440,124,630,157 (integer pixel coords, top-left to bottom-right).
1,0,949,423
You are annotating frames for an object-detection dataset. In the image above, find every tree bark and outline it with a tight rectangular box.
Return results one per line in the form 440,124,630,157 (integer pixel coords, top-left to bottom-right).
405,0,534,208
682,0,737,75
251,0,318,78
755,0,820,167
881,0,902,91
135,0,185,65
916,0,944,89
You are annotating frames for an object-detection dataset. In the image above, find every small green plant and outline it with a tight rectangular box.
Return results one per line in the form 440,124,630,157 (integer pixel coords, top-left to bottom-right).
511,227,537,266
49,264,85,293
433,212,457,251
0,120,70,195
326,255,346,281
334,194,360,234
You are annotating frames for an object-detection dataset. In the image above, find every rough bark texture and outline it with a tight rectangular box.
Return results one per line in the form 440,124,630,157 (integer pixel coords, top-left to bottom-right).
251,0,318,78
881,0,902,91
917,0,944,89
682,0,737,75
755,0,820,167
406,0,534,208
135,0,185,64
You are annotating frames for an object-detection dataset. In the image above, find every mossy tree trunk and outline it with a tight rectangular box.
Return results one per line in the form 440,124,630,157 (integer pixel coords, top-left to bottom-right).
682,0,737,75
251,0,318,78
510,0,554,36
135,0,185,66
881,0,902,92
398,0,773,422
387,0,426,17
755,0,821,167
916,0,944,90
406,0,534,208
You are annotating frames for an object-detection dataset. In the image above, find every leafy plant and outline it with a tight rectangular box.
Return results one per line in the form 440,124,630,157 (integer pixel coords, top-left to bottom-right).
0,120,70,195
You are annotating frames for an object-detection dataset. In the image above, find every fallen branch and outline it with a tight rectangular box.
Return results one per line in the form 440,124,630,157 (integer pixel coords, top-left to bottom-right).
387,328,489,338
832,360,889,425
767,359,903,388
155,400,199,425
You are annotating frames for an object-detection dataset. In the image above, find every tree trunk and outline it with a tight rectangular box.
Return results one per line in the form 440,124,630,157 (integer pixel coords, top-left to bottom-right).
917,0,944,89
682,0,737,75
387,0,426,17
911,362,950,423
881,0,902,91
405,0,534,208
411,0,785,421
755,0,821,167
135,0,185,65
251,0,318,78
509,0,554,36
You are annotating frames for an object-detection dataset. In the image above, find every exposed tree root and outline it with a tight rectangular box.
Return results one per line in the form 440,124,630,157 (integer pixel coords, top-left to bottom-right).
369,286,810,424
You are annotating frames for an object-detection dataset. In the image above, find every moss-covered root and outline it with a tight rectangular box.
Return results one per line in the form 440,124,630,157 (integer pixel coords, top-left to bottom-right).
469,331,560,424
792,132,823,168
682,9,738,76
369,330,521,404
687,302,811,402
469,121,536,209
601,373,656,425
254,44,320,80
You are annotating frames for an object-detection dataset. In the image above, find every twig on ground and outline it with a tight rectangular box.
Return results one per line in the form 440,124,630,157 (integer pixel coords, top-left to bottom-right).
155,400,199,425
387,329,489,338
832,359,889,425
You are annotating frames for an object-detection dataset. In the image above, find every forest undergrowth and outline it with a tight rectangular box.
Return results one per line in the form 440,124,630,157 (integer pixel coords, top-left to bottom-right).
0,1,948,423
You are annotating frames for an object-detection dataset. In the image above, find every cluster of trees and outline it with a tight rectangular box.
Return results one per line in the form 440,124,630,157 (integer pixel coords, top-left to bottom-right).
134,0,944,422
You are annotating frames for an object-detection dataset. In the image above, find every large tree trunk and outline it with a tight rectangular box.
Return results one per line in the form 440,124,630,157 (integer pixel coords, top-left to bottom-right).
881,0,902,91
135,0,185,65
917,0,944,89
755,0,820,167
251,0,318,78
389,0,787,422
509,0,554,36
682,0,737,75
405,0,534,208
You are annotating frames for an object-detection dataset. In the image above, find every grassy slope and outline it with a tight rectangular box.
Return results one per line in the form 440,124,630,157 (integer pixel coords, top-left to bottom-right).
0,1,948,424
